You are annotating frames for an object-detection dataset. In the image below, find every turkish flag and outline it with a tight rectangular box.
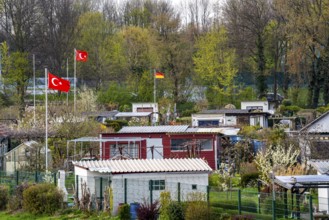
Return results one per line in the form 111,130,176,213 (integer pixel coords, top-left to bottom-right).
48,73,70,93
75,50,88,62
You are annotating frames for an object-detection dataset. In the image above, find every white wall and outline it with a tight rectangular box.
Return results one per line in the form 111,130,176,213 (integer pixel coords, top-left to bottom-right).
191,114,224,126
112,172,208,215
241,101,269,113
250,115,268,128
74,168,210,215
132,103,159,123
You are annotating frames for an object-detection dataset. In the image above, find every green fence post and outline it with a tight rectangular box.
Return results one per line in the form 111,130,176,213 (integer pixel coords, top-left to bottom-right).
100,177,103,210
309,195,313,220
284,189,288,218
178,182,181,203
272,198,276,220
16,170,19,186
75,175,79,199
149,180,153,204
124,178,127,204
238,189,241,215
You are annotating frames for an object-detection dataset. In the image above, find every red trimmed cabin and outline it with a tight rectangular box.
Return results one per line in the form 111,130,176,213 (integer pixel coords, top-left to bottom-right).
100,125,239,170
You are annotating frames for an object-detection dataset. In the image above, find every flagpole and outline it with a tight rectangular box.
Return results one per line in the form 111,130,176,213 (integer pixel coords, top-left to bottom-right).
153,69,156,103
66,58,69,106
45,68,48,171
74,49,76,113
33,54,36,127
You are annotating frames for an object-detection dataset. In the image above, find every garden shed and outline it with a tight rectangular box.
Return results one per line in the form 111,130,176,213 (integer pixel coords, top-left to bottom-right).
72,158,212,214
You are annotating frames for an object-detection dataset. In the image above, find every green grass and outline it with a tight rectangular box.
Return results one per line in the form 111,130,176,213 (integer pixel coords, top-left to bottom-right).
0,210,118,220
209,187,313,220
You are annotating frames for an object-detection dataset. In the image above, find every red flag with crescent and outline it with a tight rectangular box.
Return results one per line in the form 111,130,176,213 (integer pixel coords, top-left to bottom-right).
75,50,88,62
48,73,70,92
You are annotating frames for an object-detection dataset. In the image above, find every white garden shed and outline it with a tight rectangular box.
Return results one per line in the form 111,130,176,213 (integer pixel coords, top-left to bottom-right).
73,158,212,214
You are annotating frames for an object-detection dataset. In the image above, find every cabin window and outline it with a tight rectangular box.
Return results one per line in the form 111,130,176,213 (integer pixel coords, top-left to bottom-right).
171,139,212,151
151,180,165,190
198,120,219,127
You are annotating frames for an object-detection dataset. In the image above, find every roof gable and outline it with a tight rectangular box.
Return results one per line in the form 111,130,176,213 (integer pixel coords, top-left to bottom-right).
300,111,329,133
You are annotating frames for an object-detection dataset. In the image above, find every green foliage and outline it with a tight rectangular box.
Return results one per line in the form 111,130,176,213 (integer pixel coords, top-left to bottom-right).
167,202,185,220
7,182,30,212
282,99,292,106
194,26,238,107
0,185,9,210
159,191,171,220
241,173,259,188
97,83,136,110
278,105,301,116
104,119,128,132
209,173,220,187
118,204,131,220
185,201,209,220
317,105,329,113
23,183,63,215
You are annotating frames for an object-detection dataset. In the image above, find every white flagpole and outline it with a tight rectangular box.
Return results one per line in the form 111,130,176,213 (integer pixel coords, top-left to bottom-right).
45,68,48,170
66,58,69,106
74,49,76,113
33,54,36,127
153,69,156,103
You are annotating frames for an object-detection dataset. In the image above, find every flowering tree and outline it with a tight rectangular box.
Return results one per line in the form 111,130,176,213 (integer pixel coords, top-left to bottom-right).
255,144,300,184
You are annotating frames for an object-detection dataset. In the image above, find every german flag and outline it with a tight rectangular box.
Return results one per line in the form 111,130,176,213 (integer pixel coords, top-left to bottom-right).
155,72,164,79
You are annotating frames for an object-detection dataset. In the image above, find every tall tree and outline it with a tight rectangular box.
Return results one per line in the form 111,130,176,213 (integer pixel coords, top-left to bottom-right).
223,0,273,97
194,27,238,107
0,0,40,52
277,0,329,108
38,0,80,75
75,12,114,90
1,43,30,117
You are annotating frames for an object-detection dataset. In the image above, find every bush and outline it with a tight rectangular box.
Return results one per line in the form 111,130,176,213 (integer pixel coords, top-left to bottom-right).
185,201,209,220
137,200,160,220
23,183,63,215
209,173,219,187
118,204,130,220
159,191,171,220
7,182,30,211
167,202,185,220
0,185,9,210
104,119,128,131
241,173,259,188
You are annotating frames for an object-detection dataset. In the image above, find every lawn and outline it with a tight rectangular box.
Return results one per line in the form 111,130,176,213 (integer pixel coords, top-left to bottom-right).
0,210,118,220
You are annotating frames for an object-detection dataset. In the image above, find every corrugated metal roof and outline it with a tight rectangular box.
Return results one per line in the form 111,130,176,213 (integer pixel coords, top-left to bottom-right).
178,127,240,135
73,158,212,173
116,112,152,117
200,109,249,114
68,137,146,142
275,175,329,189
308,160,329,174
118,125,189,133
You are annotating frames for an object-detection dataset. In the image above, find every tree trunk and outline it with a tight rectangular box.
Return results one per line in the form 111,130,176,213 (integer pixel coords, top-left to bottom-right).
256,34,267,96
